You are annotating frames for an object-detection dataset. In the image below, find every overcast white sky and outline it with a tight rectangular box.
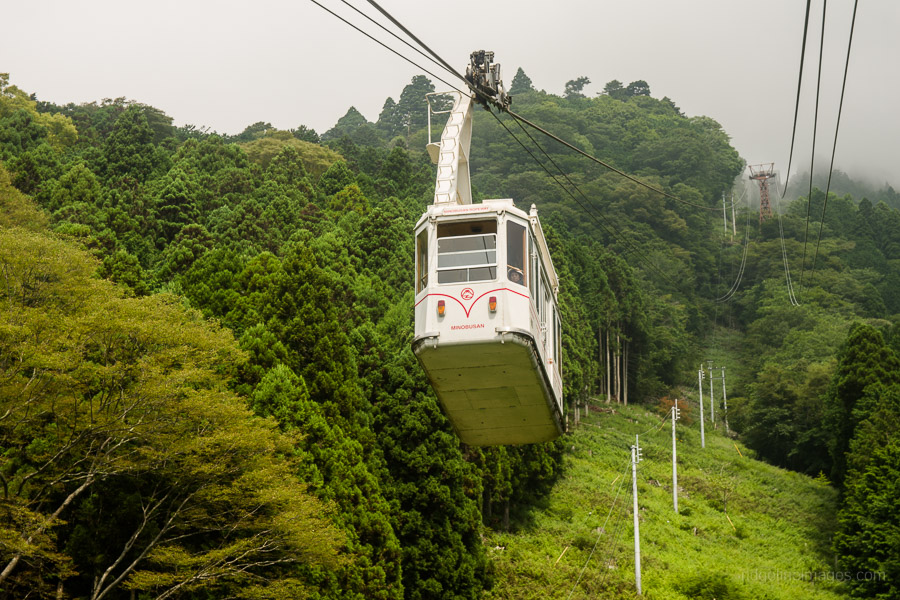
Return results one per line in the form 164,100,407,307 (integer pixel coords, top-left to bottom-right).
3,0,897,188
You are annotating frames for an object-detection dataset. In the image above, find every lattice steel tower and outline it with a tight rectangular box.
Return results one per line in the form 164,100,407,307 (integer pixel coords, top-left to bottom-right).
748,163,776,222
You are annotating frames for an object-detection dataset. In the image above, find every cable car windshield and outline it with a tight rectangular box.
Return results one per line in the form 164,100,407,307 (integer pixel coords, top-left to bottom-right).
436,220,497,283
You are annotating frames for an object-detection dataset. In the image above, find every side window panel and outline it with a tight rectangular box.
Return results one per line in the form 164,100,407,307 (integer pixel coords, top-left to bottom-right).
529,233,537,300
416,229,428,293
554,311,561,366
506,221,526,286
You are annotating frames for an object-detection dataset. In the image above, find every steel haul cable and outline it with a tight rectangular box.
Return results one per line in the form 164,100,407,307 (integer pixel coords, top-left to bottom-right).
507,109,725,212
337,0,458,82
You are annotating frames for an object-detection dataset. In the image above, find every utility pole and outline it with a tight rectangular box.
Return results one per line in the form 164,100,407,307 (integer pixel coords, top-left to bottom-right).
722,192,728,236
721,366,729,434
672,404,680,514
731,191,737,237
698,367,706,449
707,361,715,424
631,435,642,596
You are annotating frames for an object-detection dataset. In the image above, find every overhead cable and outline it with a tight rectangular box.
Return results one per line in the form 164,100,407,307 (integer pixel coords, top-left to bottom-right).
775,194,800,305
338,0,460,82
497,111,685,290
365,0,469,83
363,0,719,214
312,0,722,294
809,0,859,284
507,110,723,212
593,479,633,592
781,0,814,197
307,0,464,94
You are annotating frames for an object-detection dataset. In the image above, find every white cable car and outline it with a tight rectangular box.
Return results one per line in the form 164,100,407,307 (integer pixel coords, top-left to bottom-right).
412,52,564,446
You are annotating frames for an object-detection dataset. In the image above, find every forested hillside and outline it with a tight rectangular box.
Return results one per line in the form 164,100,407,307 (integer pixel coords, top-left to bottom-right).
1,68,898,598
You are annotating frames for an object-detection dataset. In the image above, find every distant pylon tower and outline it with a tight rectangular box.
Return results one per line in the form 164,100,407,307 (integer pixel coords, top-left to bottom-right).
748,163,776,222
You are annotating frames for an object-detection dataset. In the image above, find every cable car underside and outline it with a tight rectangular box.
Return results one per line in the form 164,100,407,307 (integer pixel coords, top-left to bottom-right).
413,330,563,446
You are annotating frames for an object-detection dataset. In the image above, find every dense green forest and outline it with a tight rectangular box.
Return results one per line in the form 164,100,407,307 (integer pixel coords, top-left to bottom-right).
1,68,898,599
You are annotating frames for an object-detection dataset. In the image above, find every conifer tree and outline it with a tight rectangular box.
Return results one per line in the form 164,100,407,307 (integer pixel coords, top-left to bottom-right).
508,67,534,95
824,324,900,486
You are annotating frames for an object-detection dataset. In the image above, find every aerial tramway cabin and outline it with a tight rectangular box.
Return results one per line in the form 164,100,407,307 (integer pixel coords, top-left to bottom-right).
412,52,564,446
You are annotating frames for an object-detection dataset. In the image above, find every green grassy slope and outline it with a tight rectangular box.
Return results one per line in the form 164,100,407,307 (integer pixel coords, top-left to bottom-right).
483,402,847,600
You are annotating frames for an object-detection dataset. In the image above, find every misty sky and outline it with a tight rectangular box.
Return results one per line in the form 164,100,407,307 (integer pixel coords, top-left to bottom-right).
4,0,897,189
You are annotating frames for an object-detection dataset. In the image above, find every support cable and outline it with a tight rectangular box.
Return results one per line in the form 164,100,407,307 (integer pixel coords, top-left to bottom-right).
781,0,814,197
809,0,859,284
312,0,681,289
506,114,682,287
509,116,635,252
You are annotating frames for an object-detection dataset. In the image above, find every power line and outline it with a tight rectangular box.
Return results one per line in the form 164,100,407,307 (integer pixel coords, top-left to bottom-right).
565,459,631,600
598,477,632,590
809,0,859,285
781,0,814,197
635,408,671,438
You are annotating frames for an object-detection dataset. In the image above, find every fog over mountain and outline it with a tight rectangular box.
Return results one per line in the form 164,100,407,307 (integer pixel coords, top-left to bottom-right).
3,0,896,187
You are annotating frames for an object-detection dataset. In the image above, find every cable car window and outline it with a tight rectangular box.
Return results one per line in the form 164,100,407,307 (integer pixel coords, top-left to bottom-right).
506,221,526,286
436,220,497,284
416,229,428,293
539,267,549,324
554,311,561,367
529,233,537,299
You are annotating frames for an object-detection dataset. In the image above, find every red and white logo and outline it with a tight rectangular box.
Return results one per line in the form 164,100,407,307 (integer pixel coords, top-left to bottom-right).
461,288,475,300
